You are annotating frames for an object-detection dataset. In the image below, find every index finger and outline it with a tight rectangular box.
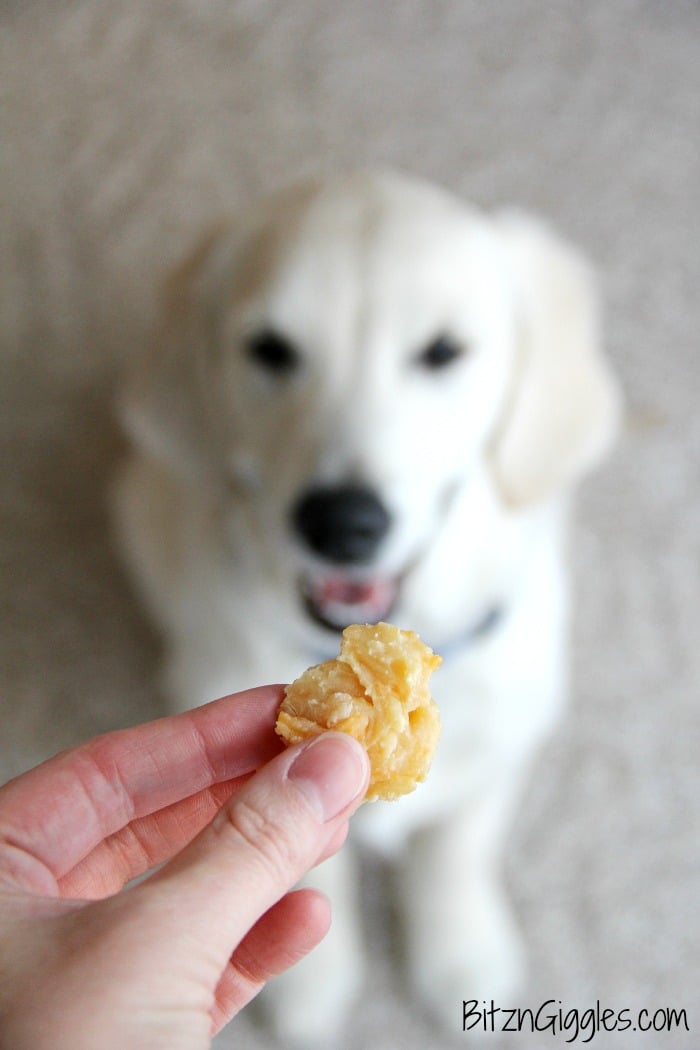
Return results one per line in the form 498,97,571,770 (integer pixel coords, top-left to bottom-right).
0,686,285,895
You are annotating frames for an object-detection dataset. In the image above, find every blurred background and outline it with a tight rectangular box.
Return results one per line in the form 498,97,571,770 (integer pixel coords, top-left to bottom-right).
1,2,698,1047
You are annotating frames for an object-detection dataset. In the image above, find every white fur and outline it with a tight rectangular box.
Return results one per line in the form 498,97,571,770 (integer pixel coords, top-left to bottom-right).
113,170,621,1039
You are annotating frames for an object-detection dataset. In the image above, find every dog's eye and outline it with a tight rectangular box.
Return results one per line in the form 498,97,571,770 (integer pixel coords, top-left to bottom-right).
246,329,300,374
417,335,465,371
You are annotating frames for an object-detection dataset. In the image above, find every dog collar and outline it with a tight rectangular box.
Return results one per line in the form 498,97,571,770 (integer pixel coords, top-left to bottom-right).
431,603,505,662
308,603,505,666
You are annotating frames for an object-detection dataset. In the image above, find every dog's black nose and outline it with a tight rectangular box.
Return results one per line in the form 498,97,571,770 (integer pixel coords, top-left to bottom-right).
291,485,391,564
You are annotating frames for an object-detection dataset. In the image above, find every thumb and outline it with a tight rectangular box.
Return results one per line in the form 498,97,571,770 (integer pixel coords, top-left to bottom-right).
132,732,369,968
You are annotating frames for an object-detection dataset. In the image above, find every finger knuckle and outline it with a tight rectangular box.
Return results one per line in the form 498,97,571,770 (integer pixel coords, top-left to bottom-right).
219,797,303,884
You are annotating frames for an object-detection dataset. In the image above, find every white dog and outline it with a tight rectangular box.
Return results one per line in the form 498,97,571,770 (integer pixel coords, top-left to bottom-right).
113,170,620,1040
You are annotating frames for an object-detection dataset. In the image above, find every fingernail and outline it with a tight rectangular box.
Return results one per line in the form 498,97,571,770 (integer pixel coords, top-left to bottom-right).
287,733,369,821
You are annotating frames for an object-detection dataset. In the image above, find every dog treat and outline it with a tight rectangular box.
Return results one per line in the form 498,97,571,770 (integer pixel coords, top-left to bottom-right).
276,622,442,801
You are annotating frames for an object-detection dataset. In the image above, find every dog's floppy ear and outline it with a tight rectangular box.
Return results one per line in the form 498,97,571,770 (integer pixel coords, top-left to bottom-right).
489,212,622,507
119,224,232,486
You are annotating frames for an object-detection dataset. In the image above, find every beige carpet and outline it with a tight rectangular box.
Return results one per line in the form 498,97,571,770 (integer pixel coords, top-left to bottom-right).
1,2,698,1047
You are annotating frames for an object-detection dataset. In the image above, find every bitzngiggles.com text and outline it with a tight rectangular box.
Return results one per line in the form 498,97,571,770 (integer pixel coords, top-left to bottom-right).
462,999,690,1043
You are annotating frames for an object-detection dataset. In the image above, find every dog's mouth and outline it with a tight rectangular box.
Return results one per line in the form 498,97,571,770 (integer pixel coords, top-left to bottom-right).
299,570,400,633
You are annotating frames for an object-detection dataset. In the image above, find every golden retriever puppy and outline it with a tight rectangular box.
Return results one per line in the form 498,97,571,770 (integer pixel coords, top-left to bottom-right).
113,170,621,1040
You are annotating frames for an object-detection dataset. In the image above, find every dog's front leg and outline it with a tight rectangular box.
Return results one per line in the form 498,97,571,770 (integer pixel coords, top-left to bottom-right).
257,845,365,1044
399,767,529,1031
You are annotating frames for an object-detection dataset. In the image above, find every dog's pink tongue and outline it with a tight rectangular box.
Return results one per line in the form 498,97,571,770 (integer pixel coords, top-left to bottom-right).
304,571,398,629
321,576,389,607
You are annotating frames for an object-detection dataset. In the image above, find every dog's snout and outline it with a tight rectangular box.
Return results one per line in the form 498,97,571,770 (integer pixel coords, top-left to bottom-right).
291,485,391,564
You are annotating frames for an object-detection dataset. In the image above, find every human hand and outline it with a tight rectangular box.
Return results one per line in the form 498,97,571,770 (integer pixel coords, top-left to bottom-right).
0,687,369,1049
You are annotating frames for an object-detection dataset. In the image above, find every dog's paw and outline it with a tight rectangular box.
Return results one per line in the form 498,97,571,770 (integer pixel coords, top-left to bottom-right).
258,932,364,1046
408,885,526,1035
255,853,365,1046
